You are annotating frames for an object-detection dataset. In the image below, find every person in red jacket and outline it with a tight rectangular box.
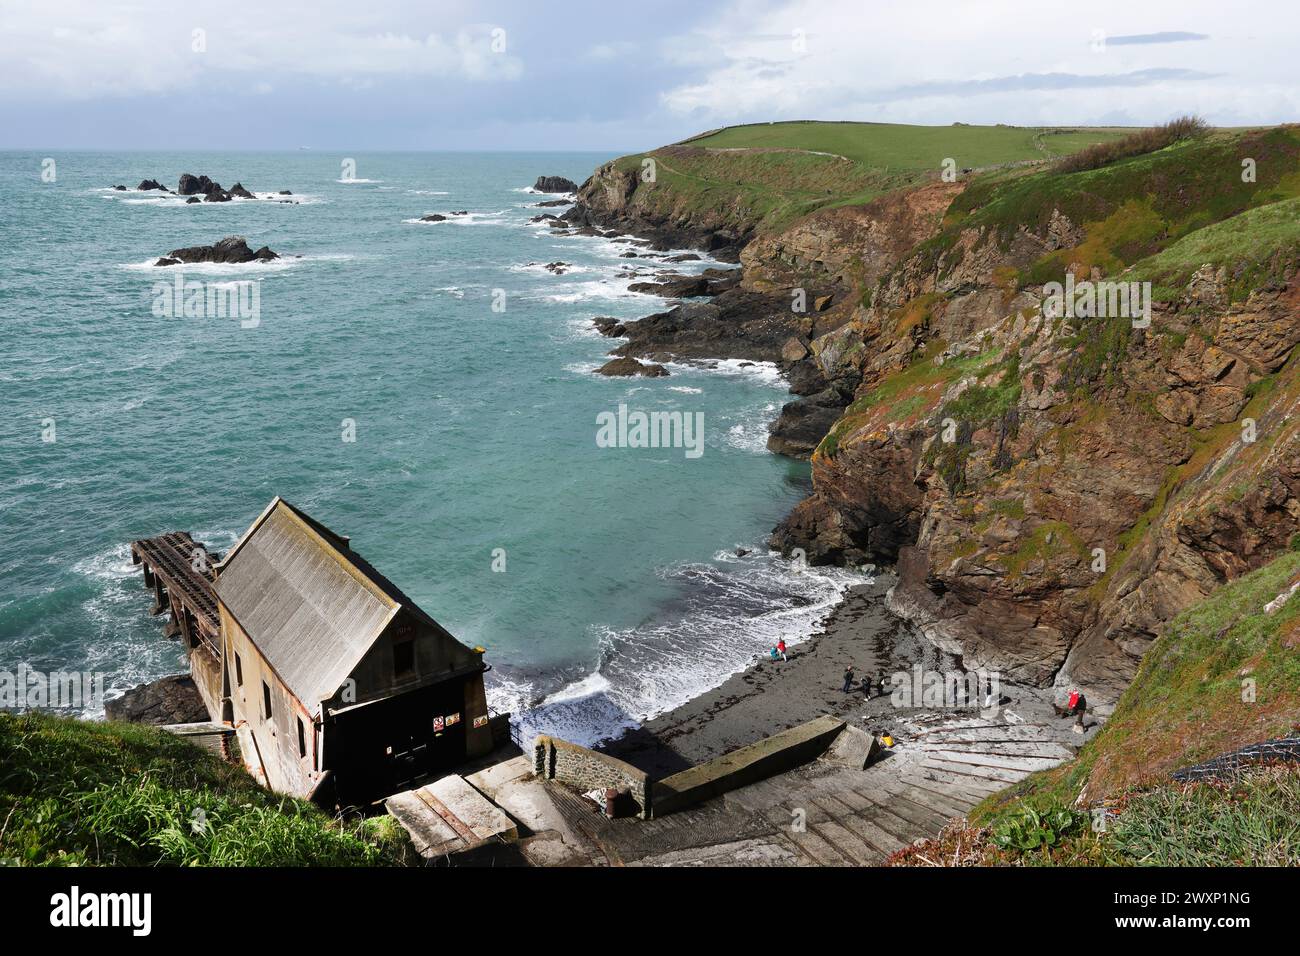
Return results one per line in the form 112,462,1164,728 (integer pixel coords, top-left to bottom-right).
776,639,787,662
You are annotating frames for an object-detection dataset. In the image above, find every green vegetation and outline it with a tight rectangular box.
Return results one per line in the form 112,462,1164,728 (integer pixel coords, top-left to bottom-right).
684,121,1132,170
1052,115,1208,175
0,712,408,866
935,126,1300,288
815,346,997,458
899,765,1300,865
1132,195,1300,303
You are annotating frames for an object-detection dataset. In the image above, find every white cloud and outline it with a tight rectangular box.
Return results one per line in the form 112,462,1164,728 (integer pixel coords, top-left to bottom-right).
655,0,1300,127
0,0,522,99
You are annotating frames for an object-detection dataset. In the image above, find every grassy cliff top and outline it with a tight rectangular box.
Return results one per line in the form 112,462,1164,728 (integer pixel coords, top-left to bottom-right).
610,121,1135,234
680,121,1134,170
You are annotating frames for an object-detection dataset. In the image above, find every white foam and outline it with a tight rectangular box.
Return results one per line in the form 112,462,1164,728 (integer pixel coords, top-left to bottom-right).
504,553,874,746
120,253,352,275
662,357,787,388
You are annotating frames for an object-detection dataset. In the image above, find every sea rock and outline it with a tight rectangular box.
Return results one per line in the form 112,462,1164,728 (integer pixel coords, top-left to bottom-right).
535,198,573,207
104,674,209,725
627,274,712,298
113,185,126,191
156,236,279,265
596,357,669,377
185,197,201,204
593,317,627,337
420,214,447,222
137,179,167,191
534,175,579,193
228,182,255,199
767,385,853,459
178,173,222,196
544,261,572,274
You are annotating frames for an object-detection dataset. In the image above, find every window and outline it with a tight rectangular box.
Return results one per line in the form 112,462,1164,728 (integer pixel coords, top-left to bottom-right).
234,652,243,687
393,639,415,678
262,681,273,721
297,717,307,758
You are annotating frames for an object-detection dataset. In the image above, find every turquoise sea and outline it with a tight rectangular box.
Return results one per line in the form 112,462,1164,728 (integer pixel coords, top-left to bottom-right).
0,151,868,744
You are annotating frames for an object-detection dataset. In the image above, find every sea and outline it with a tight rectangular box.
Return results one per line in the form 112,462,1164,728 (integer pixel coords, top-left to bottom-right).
0,150,870,745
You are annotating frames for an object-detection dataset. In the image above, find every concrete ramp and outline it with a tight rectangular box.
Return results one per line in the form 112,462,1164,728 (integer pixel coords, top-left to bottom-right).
385,774,518,858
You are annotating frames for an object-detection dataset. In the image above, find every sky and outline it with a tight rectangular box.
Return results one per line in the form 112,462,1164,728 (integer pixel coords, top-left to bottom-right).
1,0,1297,151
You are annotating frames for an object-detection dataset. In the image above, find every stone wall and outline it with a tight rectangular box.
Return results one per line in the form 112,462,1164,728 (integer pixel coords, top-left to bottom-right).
652,715,845,817
533,736,651,818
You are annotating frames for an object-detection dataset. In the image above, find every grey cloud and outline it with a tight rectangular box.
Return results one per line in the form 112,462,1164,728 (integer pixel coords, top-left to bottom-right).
1106,31,1210,45
882,67,1219,100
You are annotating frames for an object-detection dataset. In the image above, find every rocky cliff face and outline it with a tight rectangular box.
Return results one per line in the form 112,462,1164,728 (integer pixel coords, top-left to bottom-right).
768,182,1300,708
572,130,1300,712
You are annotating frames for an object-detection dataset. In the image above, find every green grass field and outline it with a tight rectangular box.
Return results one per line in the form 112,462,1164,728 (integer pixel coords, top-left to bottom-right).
616,121,1136,235
681,121,1134,171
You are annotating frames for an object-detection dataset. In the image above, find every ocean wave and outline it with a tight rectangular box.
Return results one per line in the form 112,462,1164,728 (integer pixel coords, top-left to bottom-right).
540,279,658,304
336,178,383,184
498,552,873,747
97,188,320,207
662,357,787,389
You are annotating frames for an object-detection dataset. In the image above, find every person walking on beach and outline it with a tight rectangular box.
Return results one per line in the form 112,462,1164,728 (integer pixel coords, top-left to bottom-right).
842,664,855,693
777,639,787,662
860,674,872,697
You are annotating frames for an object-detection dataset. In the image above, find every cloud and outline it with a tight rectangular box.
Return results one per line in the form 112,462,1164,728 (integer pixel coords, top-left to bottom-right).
884,68,1220,100
1106,31,1210,45
0,2,522,100
655,0,1300,128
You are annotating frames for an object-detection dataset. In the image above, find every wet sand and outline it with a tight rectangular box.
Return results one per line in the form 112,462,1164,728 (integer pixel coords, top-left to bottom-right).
601,572,958,776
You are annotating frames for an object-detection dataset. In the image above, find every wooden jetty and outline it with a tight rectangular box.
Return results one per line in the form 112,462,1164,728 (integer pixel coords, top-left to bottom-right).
130,531,224,717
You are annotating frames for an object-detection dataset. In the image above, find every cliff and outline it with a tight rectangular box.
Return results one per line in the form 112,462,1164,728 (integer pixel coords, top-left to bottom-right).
571,121,1300,712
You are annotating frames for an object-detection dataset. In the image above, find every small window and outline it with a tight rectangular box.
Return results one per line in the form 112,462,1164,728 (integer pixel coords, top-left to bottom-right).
262,681,273,721
297,717,307,758
393,639,415,678
234,652,243,687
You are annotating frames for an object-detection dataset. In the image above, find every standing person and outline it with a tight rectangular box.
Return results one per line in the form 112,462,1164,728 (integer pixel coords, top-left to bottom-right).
777,639,787,662
860,673,872,698
877,672,889,700
842,664,855,693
